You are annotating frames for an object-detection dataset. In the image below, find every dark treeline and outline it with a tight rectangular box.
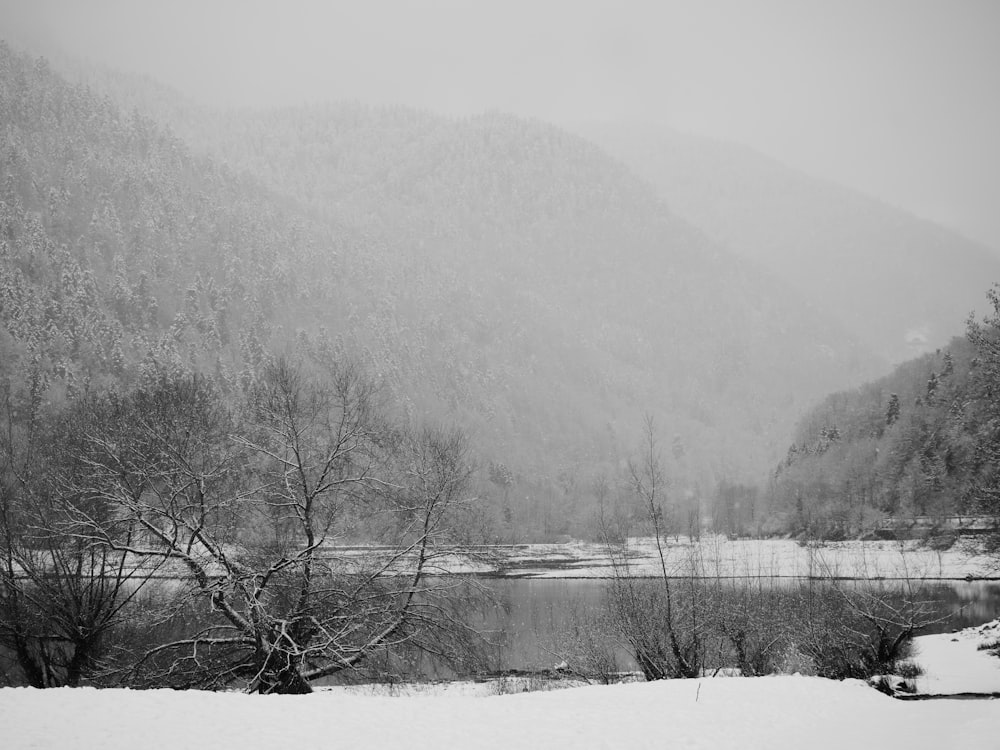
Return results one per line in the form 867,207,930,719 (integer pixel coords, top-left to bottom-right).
769,287,1000,538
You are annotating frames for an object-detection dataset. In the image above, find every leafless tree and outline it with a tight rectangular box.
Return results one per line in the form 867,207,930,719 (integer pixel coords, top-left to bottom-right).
602,415,704,680
0,386,165,687
66,360,480,693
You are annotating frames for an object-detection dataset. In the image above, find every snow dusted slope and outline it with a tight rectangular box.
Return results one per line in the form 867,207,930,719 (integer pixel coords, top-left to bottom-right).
2,677,998,750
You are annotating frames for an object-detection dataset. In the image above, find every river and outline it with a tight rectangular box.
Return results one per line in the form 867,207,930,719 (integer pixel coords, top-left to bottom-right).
475,578,1000,673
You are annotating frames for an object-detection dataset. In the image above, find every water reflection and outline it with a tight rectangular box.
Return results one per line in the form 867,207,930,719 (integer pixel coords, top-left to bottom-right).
482,578,1000,671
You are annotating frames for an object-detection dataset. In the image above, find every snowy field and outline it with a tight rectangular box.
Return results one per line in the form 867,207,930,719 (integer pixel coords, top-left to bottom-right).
3,620,1000,749
2,672,999,750
493,536,998,579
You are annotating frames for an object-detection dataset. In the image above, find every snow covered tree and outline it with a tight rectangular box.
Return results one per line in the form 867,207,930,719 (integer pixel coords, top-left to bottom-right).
966,284,1000,511
0,386,164,687
65,361,479,692
885,393,900,427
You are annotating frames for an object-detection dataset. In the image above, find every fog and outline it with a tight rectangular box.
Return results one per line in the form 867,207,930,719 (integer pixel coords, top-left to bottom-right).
2,0,999,252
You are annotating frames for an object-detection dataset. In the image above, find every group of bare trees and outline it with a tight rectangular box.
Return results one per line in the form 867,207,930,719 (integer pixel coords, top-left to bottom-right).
560,416,941,685
1,358,480,693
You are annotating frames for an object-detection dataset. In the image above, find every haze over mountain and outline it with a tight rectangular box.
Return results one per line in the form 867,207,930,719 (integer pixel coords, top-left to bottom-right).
576,122,1000,365
4,1,999,253
0,44,885,537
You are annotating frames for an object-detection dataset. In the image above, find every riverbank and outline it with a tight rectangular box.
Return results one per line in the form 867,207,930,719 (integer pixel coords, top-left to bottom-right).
912,618,1000,696
320,616,1000,700
4,619,998,748
3,669,998,749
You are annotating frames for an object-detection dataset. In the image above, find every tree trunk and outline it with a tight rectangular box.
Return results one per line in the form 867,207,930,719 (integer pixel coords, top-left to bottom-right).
253,650,314,694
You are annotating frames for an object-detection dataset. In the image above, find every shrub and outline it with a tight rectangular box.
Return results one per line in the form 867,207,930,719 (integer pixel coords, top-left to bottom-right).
709,583,791,676
784,584,924,680
896,660,924,679
927,532,957,551
602,577,933,683
550,608,623,684
607,575,718,680
976,638,1000,657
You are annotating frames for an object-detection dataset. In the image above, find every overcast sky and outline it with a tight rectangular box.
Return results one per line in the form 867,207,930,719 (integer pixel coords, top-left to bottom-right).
3,0,999,252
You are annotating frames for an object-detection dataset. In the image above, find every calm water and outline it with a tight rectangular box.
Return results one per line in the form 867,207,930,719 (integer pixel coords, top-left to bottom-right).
482,578,1000,672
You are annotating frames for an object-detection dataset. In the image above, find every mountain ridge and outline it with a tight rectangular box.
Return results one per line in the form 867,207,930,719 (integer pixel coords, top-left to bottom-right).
574,120,1000,364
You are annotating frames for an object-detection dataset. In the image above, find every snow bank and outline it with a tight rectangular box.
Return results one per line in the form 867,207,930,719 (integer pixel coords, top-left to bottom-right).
2,676,998,750
913,619,1000,695
499,536,997,579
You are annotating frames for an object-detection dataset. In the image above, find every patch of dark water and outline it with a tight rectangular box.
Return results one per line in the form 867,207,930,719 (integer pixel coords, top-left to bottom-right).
482,578,1000,672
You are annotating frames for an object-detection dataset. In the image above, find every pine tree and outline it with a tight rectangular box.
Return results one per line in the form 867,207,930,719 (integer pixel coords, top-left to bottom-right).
885,393,900,426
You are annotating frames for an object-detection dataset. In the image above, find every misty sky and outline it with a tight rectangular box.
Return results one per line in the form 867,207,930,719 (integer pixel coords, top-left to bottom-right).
3,0,999,252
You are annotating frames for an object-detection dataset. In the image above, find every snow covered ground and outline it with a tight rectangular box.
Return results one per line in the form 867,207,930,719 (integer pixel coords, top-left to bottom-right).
3,674,999,750
913,619,1000,695
494,536,998,579
3,539,998,748
4,620,1000,748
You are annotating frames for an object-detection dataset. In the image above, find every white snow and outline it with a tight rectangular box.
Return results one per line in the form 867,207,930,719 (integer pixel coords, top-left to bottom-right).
5,619,1000,748
2,675,998,750
495,536,997,580
913,619,1000,695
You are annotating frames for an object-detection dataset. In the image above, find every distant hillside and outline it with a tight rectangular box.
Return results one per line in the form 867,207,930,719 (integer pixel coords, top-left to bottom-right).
576,122,1000,363
0,50,349,398
0,44,884,539
768,286,1000,538
145,100,884,467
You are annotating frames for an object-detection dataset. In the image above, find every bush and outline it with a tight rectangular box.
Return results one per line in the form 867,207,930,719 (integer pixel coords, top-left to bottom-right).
976,638,1000,657
709,583,792,676
605,577,709,680
784,584,922,680
602,577,931,682
550,608,623,684
927,532,958,551
982,533,1000,555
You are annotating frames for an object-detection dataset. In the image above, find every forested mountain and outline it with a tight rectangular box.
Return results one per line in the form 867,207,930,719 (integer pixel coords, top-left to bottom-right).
0,50,354,399
576,122,1000,364
0,44,882,539
770,287,1000,538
